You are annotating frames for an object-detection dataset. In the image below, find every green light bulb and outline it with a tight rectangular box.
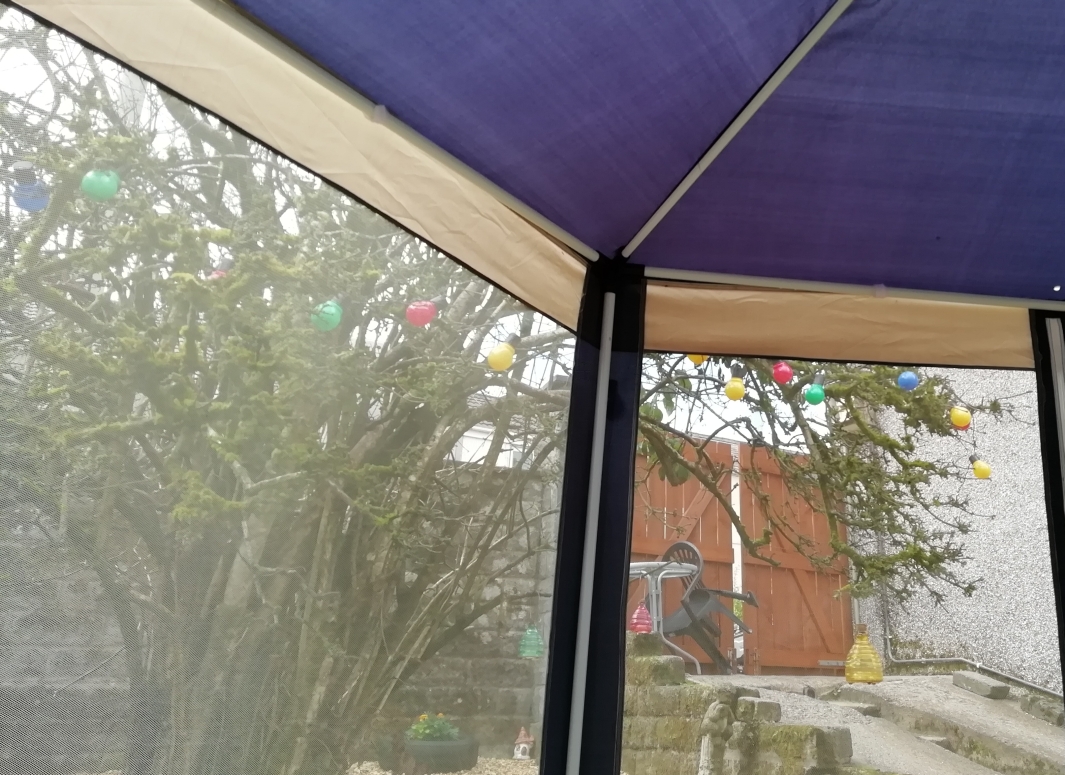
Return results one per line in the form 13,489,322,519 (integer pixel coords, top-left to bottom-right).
805,383,825,405
311,300,343,332
80,170,120,201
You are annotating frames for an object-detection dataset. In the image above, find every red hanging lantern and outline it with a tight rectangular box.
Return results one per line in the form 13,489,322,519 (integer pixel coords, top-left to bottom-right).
629,602,653,634
405,300,437,327
772,361,794,384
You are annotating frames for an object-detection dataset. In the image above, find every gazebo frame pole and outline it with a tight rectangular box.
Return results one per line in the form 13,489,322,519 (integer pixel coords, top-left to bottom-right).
540,262,645,775
1031,311,1065,691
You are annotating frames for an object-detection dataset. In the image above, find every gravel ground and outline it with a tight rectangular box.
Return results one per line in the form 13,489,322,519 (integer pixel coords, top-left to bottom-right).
347,759,538,775
78,763,541,775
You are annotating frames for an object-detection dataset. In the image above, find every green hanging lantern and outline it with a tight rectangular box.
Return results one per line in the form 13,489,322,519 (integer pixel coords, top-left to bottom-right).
80,169,120,201
518,625,545,659
311,299,343,332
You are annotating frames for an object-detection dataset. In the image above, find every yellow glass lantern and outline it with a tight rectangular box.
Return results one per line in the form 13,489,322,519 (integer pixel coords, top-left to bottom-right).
845,623,883,684
487,342,516,371
970,455,991,479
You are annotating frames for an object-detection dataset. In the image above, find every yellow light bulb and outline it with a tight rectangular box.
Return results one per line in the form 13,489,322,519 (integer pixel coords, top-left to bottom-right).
487,342,515,371
724,377,745,401
687,354,707,366
950,406,972,430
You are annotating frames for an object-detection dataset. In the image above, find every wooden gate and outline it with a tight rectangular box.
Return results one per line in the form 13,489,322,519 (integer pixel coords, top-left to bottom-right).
628,441,735,664
628,443,852,675
738,447,852,675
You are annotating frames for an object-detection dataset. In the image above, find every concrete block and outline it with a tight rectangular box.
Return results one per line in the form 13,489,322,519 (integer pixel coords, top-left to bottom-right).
692,680,760,708
736,696,782,723
626,656,686,686
743,724,852,772
952,670,1010,699
621,716,701,751
625,685,717,718
627,632,665,657
1020,694,1065,726
919,735,955,752
621,748,698,775
821,726,853,764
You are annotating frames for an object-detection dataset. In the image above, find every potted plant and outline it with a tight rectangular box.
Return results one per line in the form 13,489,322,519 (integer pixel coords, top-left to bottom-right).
403,713,478,773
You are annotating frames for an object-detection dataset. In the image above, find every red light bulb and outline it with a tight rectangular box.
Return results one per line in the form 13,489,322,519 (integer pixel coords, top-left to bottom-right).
405,300,437,327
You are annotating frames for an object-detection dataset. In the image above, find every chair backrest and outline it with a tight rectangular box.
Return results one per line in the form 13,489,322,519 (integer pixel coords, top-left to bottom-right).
660,540,705,592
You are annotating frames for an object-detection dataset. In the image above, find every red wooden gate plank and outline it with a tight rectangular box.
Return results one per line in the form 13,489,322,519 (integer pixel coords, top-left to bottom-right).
790,567,841,655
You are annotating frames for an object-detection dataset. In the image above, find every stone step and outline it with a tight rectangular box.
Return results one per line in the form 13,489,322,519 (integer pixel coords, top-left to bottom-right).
828,699,881,717
918,735,954,752
952,670,1010,699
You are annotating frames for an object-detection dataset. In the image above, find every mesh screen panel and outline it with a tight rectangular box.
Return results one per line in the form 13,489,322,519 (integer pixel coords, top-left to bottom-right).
625,354,1063,773
0,7,570,773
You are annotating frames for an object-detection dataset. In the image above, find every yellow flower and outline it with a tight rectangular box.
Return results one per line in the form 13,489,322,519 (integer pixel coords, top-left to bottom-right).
437,713,445,718
418,714,428,721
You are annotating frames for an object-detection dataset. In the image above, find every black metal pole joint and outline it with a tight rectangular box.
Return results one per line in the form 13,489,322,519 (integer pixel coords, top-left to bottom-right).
1029,311,1065,694
540,260,645,775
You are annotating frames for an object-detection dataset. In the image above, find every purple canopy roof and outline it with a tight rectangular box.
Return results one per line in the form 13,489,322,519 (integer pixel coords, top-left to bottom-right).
234,0,1065,303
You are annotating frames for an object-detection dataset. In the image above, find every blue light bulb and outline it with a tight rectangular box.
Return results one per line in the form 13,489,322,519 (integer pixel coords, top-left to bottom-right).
10,161,49,212
897,371,919,391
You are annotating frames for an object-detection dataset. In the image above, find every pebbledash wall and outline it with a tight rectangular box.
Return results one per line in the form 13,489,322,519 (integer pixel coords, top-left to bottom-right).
857,368,1063,693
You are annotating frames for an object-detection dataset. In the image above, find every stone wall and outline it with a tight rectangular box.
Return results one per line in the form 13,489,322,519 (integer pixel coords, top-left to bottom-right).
621,634,857,775
0,524,130,774
1,472,560,767
860,368,1062,692
0,685,127,775
386,481,558,758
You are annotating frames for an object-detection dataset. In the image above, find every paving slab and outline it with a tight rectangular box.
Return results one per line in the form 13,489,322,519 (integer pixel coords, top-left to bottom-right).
838,675,1065,774
691,680,999,775
829,700,882,717
690,673,844,698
